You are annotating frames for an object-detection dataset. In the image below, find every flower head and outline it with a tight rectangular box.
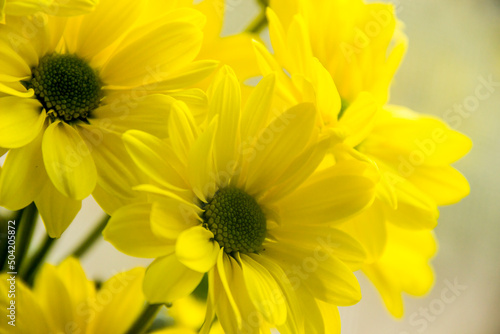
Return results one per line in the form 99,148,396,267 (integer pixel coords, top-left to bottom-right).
253,0,472,317
0,258,146,334
104,66,378,333
0,0,217,237
270,0,407,105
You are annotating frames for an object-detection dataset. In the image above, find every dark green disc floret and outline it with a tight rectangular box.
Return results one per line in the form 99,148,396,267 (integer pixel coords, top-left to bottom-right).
202,187,267,254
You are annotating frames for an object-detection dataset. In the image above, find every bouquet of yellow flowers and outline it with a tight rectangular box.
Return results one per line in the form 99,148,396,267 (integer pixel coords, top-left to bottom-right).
0,0,471,333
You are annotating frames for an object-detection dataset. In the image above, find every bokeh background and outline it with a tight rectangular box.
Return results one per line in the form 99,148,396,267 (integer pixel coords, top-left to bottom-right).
14,0,500,333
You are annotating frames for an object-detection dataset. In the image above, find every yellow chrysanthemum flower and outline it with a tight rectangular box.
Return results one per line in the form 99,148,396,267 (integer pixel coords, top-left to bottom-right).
254,0,471,317
104,66,378,333
269,0,406,105
0,0,98,24
0,258,146,334
0,0,217,237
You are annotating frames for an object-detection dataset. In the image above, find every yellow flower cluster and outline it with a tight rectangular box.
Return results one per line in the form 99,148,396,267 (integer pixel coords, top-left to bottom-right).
0,0,471,333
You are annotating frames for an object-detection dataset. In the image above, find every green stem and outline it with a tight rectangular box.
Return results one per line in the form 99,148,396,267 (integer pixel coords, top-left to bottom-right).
125,303,164,334
69,214,110,258
245,7,268,34
20,235,56,286
14,203,38,272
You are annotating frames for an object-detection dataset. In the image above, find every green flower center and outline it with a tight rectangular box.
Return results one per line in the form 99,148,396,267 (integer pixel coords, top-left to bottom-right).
202,187,267,254
24,53,102,122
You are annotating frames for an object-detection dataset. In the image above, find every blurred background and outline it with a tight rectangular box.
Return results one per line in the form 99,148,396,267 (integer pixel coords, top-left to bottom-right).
341,1,500,333
10,0,500,333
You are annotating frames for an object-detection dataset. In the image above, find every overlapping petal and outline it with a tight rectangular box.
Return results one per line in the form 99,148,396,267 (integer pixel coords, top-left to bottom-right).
35,179,82,238
176,226,220,272
144,254,204,304
0,97,44,148
0,128,46,210
103,202,175,258
42,121,97,200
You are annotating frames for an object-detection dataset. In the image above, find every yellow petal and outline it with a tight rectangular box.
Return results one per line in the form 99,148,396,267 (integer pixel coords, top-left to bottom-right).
207,66,241,175
239,254,287,325
194,0,221,39
262,136,331,203
198,33,260,82
137,5,205,28
408,166,470,206
101,22,202,87
294,288,330,334
240,74,275,144
42,121,97,200
0,34,32,78
123,129,187,190
362,106,472,166
199,270,217,334
188,117,218,203
363,225,437,317
167,88,208,123
273,225,367,267
81,125,143,200
0,97,44,148
3,0,51,16
0,129,46,210
340,201,387,263
264,244,361,306
53,258,94,333
244,103,318,195
317,299,341,334
212,274,243,333
385,175,439,230
90,268,146,334
141,60,219,91
68,0,144,58
252,254,303,334
268,0,298,30
215,252,242,327
214,254,269,333
309,57,342,125
168,100,199,164
4,0,95,19
340,92,378,147
252,38,284,76
150,199,200,241
176,226,219,273
92,182,147,216
0,274,50,334
32,263,75,332
35,180,82,238
90,93,173,138
0,1,6,24
286,15,314,74
103,202,174,258
278,167,376,225
143,254,204,304
0,82,35,97
133,184,195,208
267,8,290,69
51,0,98,16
